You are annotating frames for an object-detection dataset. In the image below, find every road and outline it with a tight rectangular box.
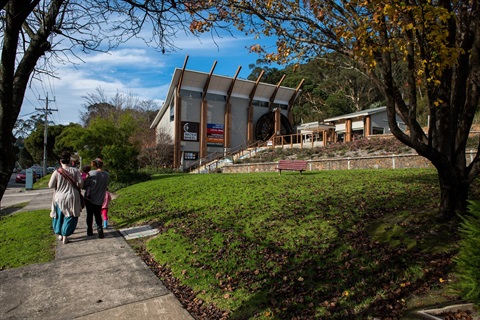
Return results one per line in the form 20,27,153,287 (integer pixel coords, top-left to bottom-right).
0,174,53,211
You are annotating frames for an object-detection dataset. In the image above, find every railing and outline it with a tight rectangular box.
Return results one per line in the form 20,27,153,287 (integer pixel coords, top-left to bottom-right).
187,152,224,173
188,140,270,173
272,133,325,149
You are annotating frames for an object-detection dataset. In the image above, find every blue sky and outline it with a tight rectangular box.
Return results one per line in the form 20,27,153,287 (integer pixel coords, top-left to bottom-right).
22,30,279,126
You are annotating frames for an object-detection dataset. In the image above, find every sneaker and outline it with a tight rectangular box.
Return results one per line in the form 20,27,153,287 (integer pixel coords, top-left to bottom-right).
98,229,104,239
57,235,63,241
103,221,108,229
87,228,93,236
63,236,69,244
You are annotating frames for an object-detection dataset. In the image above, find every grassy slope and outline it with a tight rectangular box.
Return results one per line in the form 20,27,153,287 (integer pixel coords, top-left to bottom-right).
111,168,474,319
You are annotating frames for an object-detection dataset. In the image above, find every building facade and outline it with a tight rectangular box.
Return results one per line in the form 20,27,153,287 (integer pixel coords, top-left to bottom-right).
150,58,303,170
323,106,406,142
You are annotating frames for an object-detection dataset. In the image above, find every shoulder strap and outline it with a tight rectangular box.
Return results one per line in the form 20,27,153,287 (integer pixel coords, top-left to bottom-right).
57,168,81,193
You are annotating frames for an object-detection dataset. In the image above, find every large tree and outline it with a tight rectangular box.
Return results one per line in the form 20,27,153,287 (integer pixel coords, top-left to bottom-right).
0,0,206,202
24,123,68,165
191,0,480,220
57,114,141,179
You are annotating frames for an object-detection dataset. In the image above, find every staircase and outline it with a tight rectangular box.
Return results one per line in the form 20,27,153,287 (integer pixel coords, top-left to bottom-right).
189,140,269,174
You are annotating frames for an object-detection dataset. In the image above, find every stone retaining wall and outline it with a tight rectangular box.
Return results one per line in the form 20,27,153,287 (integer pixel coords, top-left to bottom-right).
221,152,477,174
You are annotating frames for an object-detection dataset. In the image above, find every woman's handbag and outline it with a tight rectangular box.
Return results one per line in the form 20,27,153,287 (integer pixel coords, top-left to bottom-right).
57,168,85,209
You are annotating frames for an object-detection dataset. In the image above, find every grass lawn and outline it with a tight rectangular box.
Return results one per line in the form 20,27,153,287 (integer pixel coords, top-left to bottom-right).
0,209,56,270
111,168,477,319
0,174,55,270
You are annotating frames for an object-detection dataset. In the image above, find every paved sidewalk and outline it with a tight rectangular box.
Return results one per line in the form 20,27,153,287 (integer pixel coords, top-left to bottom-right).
0,188,194,320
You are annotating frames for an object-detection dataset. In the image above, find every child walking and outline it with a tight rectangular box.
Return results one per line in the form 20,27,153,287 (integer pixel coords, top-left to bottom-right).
101,189,112,229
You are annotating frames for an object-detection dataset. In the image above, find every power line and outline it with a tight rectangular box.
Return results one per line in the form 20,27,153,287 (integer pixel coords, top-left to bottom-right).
36,93,57,175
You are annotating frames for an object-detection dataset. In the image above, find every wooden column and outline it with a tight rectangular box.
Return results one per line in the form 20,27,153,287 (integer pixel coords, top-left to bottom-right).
345,119,352,142
173,94,182,169
173,55,188,169
274,108,281,137
247,104,253,142
200,100,208,159
364,116,371,137
224,102,231,148
322,130,327,147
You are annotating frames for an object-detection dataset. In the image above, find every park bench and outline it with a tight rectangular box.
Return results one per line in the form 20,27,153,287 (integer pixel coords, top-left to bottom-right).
276,160,308,175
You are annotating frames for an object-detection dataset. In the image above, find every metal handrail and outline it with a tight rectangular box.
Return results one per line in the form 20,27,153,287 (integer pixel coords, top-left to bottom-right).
188,139,271,173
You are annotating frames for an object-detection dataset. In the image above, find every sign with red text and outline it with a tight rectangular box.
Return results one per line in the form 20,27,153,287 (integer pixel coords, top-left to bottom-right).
206,123,224,147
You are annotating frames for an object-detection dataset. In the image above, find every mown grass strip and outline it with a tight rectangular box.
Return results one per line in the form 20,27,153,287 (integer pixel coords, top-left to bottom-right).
0,209,55,270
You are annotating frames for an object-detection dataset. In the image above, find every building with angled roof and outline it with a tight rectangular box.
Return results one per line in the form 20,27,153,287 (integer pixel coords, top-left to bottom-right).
150,56,303,170
323,106,406,142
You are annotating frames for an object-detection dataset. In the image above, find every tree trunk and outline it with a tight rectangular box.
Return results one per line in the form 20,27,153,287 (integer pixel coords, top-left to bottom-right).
0,132,17,202
436,165,469,222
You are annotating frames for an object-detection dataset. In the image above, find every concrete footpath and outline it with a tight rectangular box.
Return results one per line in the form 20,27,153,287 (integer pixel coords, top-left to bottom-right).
0,188,194,320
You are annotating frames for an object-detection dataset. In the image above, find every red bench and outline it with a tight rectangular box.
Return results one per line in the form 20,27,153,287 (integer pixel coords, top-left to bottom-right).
277,160,308,174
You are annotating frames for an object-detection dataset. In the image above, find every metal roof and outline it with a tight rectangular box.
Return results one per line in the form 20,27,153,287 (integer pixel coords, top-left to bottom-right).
323,106,387,122
151,67,301,128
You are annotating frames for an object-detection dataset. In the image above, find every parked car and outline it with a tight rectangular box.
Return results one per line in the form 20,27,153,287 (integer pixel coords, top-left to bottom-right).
15,170,37,183
30,166,44,178
47,166,56,173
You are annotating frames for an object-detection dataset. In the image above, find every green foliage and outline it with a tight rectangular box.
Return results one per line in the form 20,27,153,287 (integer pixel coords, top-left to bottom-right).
57,114,141,180
453,201,480,306
112,169,460,319
24,123,70,165
324,91,355,118
0,210,55,270
248,56,383,125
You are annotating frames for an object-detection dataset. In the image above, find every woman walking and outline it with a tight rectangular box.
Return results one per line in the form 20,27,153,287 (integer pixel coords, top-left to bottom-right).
48,151,83,244
84,158,109,238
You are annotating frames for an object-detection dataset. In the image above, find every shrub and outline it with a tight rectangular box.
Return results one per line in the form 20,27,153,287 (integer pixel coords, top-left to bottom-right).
453,200,480,306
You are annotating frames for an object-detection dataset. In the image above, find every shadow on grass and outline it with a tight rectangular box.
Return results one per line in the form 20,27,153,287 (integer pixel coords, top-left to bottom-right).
0,203,27,217
219,217,457,319
137,205,458,319
117,168,464,318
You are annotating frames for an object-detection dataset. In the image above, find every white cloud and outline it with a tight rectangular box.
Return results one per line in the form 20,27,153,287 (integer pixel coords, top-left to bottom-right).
21,29,276,126
80,48,160,66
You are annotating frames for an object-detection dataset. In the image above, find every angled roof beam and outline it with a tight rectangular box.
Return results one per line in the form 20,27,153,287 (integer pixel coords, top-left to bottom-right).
202,60,217,101
249,69,265,104
226,66,242,104
288,78,305,110
176,55,189,98
268,74,286,109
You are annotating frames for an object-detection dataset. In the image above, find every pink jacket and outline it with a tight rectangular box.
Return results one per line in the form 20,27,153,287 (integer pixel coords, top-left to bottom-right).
102,191,112,209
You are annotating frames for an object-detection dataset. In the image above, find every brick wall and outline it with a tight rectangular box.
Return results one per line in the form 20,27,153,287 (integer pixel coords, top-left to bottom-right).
221,153,476,174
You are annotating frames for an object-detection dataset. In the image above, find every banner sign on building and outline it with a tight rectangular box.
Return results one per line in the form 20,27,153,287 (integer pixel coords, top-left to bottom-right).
182,122,199,141
184,151,199,161
206,123,224,147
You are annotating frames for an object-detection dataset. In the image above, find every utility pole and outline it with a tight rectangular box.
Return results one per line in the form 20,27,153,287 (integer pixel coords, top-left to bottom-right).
37,93,57,176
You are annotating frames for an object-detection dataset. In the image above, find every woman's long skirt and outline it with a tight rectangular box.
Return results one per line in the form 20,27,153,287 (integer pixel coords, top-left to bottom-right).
52,204,78,236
